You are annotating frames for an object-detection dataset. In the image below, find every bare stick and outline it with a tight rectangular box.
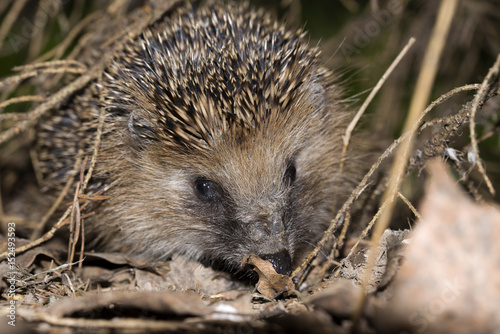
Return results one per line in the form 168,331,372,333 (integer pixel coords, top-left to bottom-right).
21,259,85,282
81,74,106,192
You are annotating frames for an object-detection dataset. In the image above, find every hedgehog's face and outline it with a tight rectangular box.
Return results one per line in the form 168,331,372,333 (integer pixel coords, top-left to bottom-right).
187,141,304,275
115,83,346,275
187,153,300,275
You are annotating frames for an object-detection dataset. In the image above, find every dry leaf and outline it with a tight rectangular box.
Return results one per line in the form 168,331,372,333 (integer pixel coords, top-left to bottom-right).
243,254,295,299
371,160,500,333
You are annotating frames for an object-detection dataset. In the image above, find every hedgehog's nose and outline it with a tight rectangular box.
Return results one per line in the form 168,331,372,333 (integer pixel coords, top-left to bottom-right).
259,249,292,275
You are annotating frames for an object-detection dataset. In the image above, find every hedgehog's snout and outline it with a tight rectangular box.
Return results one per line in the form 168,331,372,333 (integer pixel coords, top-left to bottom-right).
247,209,292,275
259,249,293,275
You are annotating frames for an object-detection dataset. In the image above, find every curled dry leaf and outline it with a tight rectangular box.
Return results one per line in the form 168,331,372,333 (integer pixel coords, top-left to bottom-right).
0,237,59,270
243,254,296,299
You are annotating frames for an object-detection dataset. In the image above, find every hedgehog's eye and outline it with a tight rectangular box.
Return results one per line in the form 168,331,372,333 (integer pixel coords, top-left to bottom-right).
284,162,296,186
194,178,220,201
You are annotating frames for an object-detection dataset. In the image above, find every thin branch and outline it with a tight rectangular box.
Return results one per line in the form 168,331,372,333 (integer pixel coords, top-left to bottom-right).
21,259,85,282
81,74,106,192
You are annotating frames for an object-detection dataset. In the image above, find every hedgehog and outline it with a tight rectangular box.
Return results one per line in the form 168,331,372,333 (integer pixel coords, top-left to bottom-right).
35,0,361,275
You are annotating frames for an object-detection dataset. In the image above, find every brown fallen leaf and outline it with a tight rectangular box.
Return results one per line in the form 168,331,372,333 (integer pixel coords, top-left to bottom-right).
243,254,296,299
0,237,61,270
371,160,500,333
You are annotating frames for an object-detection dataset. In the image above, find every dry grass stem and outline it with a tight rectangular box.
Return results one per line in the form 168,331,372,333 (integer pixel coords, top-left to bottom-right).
29,145,45,190
36,12,101,63
398,191,422,221
30,154,83,240
0,67,86,90
67,163,84,269
0,0,29,51
0,73,93,145
468,53,500,196
12,60,86,72
354,0,459,324
464,128,499,151
340,37,415,170
336,211,351,251
0,95,47,111
81,74,106,192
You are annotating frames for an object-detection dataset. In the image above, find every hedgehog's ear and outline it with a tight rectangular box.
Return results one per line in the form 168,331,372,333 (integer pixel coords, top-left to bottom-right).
307,81,326,111
128,109,158,146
